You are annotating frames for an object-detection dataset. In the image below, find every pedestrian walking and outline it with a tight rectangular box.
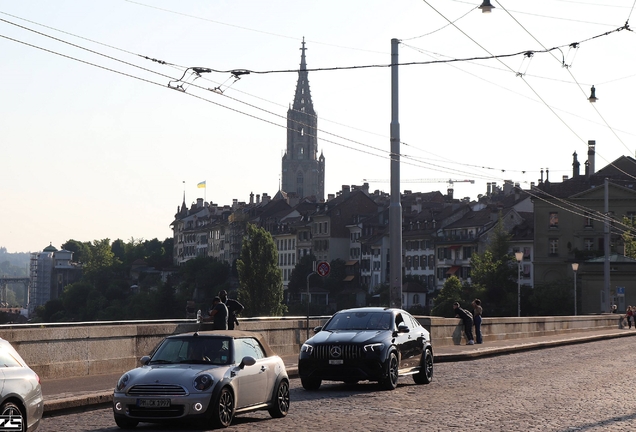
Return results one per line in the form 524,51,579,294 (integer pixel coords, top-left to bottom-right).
219,290,244,330
627,306,634,329
453,301,474,345
472,299,483,344
201,296,228,330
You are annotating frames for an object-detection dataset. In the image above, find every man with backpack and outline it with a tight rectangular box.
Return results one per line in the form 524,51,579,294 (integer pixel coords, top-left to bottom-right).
453,301,475,345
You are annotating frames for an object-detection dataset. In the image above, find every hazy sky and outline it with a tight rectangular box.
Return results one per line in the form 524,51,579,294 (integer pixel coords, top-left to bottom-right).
1,0,634,253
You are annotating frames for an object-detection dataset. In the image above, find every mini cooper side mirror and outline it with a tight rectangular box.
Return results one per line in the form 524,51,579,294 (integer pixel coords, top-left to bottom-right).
140,355,151,365
238,356,256,369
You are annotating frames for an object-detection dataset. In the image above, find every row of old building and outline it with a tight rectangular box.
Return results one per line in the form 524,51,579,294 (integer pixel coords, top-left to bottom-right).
171,141,636,314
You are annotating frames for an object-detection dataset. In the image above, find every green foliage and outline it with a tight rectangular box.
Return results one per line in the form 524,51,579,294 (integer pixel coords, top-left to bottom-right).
61,240,91,264
287,254,318,296
237,224,287,317
369,283,390,307
622,216,636,259
468,216,519,317
432,276,464,317
528,279,574,316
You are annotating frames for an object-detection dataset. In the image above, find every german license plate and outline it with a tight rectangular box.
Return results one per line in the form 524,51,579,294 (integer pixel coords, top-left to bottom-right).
329,359,344,365
138,399,171,408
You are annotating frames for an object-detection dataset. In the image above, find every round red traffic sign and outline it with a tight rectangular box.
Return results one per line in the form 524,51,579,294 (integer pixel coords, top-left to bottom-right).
316,261,331,277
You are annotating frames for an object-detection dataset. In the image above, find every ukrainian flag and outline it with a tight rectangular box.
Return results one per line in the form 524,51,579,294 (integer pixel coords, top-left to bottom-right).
197,181,206,188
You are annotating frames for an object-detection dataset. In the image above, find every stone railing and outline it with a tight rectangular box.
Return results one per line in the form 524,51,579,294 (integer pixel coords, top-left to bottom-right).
0,314,620,380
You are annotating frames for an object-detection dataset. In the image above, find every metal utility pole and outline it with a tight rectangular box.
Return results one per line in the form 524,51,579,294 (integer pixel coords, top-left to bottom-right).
604,178,610,312
389,38,402,309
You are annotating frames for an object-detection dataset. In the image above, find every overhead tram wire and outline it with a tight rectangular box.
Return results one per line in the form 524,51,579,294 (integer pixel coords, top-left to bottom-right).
0,15,532,183
0,29,495,182
2,10,630,183
493,1,635,157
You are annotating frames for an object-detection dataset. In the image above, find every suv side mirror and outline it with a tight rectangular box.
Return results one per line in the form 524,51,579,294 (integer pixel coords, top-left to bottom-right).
313,326,323,333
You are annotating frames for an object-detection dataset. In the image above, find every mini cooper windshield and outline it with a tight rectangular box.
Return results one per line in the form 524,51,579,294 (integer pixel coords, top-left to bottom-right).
323,311,392,331
150,336,232,365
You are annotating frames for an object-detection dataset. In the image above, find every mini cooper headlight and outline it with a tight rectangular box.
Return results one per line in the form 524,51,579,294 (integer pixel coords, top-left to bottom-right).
193,374,214,391
116,373,130,392
301,343,314,355
363,343,385,353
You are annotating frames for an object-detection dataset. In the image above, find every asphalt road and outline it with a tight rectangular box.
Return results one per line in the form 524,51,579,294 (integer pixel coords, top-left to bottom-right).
39,337,635,431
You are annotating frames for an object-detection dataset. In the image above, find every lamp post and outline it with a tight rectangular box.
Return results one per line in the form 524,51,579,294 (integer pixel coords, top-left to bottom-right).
572,262,579,315
515,251,523,317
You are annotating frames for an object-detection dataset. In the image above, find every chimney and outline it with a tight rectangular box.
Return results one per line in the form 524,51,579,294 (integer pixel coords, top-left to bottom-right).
546,168,549,183
250,192,254,204
262,193,270,204
572,151,580,178
342,185,350,197
587,140,596,176
540,169,544,184
197,198,203,208
447,188,454,200
563,175,569,181
256,194,261,204
487,182,492,195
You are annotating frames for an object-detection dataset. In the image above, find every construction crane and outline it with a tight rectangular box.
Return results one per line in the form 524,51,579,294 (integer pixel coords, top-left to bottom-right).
363,178,475,185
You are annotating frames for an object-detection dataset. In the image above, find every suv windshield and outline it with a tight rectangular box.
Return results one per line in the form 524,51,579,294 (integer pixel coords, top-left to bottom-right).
323,311,392,331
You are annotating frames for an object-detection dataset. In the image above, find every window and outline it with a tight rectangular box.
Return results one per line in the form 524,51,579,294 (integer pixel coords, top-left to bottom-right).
463,246,472,260
549,238,559,255
234,338,265,361
413,294,420,305
405,256,412,270
549,212,559,228
584,212,594,228
584,238,594,251
421,255,427,269
413,255,419,269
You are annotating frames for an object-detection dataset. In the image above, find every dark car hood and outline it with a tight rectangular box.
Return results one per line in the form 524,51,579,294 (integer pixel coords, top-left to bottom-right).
308,330,387,344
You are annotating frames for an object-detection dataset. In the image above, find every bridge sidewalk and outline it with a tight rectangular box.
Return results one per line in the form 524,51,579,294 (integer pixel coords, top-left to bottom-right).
41,327,636,416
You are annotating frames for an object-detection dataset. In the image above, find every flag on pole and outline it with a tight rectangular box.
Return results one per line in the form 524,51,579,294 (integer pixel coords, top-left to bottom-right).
197,181,206,189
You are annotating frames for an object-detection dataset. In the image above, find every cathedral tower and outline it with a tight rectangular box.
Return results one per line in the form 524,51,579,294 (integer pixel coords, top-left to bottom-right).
281,38,325,202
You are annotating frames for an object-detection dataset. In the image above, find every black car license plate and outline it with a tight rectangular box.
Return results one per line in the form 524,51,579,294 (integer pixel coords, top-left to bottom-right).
137,398,171,408
329,359,344,365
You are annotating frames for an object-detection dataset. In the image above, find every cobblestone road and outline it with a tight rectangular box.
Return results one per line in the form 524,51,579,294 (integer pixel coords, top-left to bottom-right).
40,338,636,431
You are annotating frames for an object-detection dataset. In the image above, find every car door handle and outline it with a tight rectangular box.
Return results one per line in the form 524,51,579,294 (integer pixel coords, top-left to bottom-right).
260,366,268,372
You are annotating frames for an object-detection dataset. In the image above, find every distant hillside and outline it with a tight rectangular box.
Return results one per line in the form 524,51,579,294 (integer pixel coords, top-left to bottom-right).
0,247,30,277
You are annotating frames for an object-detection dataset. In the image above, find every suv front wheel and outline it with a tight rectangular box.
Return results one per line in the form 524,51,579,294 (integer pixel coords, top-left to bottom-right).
379,351,399,390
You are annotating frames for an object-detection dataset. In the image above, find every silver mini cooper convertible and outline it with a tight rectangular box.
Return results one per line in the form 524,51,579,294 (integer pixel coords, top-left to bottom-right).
113,330,290,429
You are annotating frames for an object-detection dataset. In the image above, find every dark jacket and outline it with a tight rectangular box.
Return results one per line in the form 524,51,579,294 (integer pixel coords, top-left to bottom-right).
455,307,473,324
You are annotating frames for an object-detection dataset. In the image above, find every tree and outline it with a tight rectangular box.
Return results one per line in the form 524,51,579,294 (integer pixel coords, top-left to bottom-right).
237,223,286,317
528,279,573,316
432,276,464,317
622,216,636,259
61,239,91,264
469,217,518,316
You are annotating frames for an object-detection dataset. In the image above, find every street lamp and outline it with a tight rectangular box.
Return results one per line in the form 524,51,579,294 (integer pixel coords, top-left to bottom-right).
515,251,523,317
572,262,579,315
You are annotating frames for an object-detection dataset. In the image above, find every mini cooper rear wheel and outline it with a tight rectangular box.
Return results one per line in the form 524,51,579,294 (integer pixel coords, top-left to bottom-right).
301,377,322,390
413,348,433,384
268,379,290,418
380,351,399,390
211,387,235,428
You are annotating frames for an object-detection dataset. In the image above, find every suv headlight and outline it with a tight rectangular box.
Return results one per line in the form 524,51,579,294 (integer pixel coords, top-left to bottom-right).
363,343,385,353
301,343,314,355
193,374,214,391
